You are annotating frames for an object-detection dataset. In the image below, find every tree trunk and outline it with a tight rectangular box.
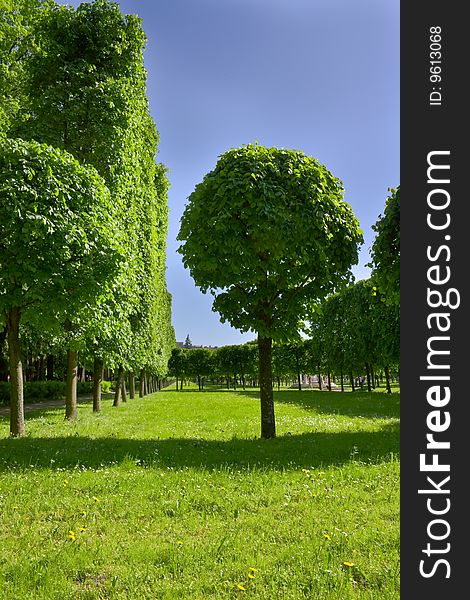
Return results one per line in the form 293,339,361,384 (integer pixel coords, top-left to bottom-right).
46,354,54,381
317,366,322,390
175,376,179,390
350,371,355,392
340,368,344,392
113,365,124,407
65,349,78,420
257,335,276,439
143,370,148,396
7,307,25,437
139,368,145,398
93,356,103,413
365,362,372,392
385,364,392,394
129,372,135,399
38,355,46,381
121,370,127,402
327,371,331,391
370,364,376,389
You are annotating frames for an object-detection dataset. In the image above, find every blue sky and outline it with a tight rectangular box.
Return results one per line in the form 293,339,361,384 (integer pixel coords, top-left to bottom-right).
59,0,400,347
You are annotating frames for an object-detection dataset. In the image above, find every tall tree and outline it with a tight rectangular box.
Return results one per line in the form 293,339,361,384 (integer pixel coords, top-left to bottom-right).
14,0,172,409
0,138,122,435
178,144,363,438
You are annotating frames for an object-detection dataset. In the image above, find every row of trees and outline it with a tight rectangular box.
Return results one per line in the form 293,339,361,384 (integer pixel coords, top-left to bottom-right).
168,278,399,393
0,0,174,436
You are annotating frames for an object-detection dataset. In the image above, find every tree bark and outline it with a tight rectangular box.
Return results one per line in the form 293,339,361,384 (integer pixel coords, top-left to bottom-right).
121,370,127,402
93,356,104,413
385,364,392,394
113,366,124,406
7,307,25,437
350,371,355,392
257,335,276,439
370,364,376,389
129,371,135,399
65,349,78,420
139,368,145,398
365,362,372,392
143,370,148,396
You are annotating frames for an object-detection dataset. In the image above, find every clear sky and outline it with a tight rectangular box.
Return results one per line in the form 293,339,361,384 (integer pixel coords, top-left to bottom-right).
59,0,400,348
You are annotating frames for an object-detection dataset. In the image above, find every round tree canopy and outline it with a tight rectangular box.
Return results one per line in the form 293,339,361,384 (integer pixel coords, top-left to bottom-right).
178,144,363,340
0,137,123,323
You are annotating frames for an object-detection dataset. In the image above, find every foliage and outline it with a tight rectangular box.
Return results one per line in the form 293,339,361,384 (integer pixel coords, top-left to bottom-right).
1,0,173,409
178,143,363,340
308,279,400,385
0,138,123,323
368,186,400,305
0,0,48,137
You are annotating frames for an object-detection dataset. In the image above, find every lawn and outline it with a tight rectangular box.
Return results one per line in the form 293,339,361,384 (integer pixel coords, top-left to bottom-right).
0,385,400,599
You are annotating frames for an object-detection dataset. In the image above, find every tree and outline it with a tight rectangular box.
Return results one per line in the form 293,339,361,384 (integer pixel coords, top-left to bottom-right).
0,138,122,435
186,348,214,391
183,335,193,349
167,347,186,390
368,186,400,305
12,0,172,411
178,144,363,438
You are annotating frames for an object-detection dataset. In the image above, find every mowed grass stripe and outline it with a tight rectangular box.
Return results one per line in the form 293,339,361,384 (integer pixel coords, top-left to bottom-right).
0,386,399,599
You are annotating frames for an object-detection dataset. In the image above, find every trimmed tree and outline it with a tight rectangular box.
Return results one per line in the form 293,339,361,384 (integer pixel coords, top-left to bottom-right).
0,138,122,435
177,144,363,438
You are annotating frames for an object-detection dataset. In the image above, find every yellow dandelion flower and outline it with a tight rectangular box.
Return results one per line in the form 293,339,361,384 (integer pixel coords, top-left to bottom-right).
79,527,86,532
343,561,354,568
248,573,255,579
248,567,258,573
63,480,69,486
323,533,332,541
176,541,184,545
237,584,246,591
68,530,76,541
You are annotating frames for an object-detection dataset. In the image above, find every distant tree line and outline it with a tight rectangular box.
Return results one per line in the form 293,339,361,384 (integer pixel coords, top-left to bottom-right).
168,278,399,394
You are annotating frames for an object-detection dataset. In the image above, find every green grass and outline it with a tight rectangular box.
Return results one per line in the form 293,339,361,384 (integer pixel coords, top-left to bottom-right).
0,385,400,599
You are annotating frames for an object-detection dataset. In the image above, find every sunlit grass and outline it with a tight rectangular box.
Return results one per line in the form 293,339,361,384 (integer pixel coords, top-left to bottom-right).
0,385,399,599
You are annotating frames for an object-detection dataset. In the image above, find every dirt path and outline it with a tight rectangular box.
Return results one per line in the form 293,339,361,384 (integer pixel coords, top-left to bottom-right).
0,393,114,417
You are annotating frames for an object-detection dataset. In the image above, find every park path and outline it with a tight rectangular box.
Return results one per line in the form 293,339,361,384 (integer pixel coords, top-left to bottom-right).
0,393,114,417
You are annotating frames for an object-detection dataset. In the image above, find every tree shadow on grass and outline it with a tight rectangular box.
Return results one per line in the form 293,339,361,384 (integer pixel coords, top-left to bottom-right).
236,389,400,420
0,423,399,473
